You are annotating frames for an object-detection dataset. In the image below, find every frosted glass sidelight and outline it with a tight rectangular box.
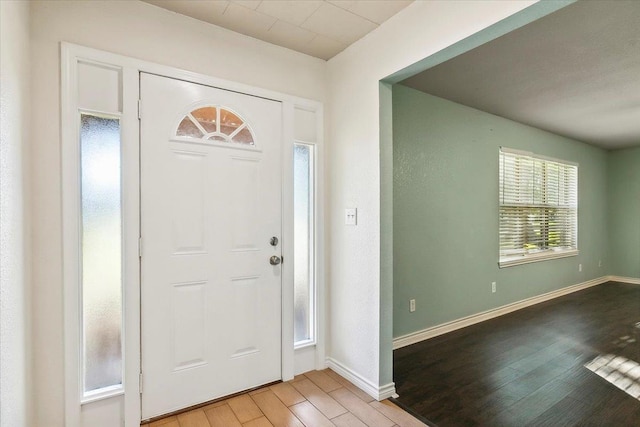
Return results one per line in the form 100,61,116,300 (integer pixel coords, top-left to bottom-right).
293,144,315,345
80,114,123,394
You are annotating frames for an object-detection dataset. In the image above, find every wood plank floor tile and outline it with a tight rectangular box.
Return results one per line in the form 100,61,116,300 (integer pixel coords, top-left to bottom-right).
243,416,275,427
368,401,425,427
150,416,179,427
205,404,242,427
291,374,307,383
494,375,576,426
332,413,368,427
523,395,593,427
325,370,375,403
250,387,271,395
200,399,229,412
394,281,640,426
270,382,306,407
176,410,211,427
148,422,179,427
143,365,425,427
305,370,343,393
291,378,348,419
251,390,305,427
329,388,394,427
289,401,335,427
228,394,264,423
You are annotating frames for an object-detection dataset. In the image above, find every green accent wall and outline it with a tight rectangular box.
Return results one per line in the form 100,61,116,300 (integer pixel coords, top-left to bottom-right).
392,84,612,338
608,147,640,278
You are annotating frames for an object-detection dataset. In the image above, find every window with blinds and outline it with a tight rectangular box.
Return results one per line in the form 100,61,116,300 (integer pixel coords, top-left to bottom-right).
499,148,578,267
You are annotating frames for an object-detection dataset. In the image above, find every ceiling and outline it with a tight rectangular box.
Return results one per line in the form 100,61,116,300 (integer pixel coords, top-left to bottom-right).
401,0,640,150
142,0,412,60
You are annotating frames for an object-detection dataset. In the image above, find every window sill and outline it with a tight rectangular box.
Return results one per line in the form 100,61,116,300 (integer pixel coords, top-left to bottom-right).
499,249,579,268
294,340,316,350
81,384,124,405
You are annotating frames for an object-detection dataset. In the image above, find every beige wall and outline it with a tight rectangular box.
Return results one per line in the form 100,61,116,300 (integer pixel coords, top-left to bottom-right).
0,1,31,426
29,1,325,425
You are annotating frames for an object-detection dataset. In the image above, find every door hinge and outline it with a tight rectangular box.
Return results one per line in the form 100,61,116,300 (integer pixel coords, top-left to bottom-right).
139,372,143,394
138,99,142,120
138,237,143,258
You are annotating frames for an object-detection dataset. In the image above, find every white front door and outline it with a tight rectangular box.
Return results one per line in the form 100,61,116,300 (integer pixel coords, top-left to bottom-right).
140,73,283,419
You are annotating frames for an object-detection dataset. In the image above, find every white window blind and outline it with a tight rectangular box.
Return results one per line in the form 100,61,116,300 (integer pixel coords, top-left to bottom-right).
499,148,578,267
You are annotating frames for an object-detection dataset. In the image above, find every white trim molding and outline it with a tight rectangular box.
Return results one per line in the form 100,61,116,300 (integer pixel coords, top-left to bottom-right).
393,276,611,350
609,276,640,285
62,42,325,427
326,358,397,401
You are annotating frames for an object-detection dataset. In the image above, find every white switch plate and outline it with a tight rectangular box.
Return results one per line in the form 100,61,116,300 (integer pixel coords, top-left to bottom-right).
345,208,357,225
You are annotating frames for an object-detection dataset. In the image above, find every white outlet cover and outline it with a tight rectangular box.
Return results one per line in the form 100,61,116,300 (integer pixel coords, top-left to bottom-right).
345,208,357,225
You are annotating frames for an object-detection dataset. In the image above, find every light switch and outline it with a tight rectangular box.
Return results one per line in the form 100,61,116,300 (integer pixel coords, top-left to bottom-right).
345,208,357,226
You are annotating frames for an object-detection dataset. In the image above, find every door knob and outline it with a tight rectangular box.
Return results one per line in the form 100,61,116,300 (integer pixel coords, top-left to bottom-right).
270,236,279,247
270,256,281,265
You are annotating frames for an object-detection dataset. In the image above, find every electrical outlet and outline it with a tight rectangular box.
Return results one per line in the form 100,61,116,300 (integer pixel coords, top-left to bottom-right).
409,299,416,312
491,282,497,293
579,263,582,272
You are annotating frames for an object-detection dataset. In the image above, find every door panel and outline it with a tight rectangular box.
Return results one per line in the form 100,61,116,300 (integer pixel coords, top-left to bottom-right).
140,73,283,419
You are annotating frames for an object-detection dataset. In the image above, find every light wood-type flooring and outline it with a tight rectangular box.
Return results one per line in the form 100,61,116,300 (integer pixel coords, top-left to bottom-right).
142,369,426,427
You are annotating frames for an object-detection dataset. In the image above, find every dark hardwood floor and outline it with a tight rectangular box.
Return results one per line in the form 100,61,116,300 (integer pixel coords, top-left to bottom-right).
393,281,640,426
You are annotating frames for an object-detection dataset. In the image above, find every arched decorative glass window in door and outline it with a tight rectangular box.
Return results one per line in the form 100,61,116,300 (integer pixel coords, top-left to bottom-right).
176,106,255,145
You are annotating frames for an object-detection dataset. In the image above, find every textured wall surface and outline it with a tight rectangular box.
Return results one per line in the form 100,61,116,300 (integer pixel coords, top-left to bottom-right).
608,147,640,278
27,0,541,422
327,0,536,389
0,1,31,426
392,85,610,338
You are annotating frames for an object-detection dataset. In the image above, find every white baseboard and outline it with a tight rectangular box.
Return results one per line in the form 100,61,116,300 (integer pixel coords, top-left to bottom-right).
325,357,396,401
393,275,612,350
609,275,640,285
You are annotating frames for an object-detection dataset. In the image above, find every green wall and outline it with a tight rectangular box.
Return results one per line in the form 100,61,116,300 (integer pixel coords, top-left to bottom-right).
608,147,640,278
392,85,611,338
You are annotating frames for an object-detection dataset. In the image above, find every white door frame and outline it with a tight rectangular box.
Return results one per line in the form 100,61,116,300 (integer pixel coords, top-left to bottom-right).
61,42,325,427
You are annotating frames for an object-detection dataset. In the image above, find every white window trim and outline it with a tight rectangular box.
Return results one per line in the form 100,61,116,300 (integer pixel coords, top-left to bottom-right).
77,109,125,403
293,139,317,350
62,42,325,427
500,146,579,167
499,249,579,268
498,147,579,269
62,47,140,427
290,114,327,372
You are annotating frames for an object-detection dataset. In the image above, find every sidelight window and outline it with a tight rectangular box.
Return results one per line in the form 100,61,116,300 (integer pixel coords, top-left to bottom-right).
293,143,315,346
80,113,123,398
